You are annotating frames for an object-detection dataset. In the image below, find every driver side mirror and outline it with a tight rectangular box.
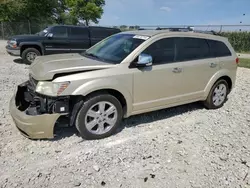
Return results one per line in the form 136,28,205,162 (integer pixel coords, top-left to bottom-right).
47,33,53,39
136,53,153,67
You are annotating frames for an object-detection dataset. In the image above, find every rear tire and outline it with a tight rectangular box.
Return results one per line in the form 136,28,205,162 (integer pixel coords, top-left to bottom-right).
75,94,123,140
21,48,41,65
204,79,229,109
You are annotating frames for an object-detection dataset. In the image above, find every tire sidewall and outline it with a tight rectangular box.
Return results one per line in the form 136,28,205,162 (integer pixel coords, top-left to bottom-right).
22,48,40,64
207,79,229,109
76,94,123,140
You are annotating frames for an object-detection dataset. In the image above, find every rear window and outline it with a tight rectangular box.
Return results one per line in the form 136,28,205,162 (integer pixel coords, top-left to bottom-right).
207,39,232,57
90,27,120,38
69,27,89,39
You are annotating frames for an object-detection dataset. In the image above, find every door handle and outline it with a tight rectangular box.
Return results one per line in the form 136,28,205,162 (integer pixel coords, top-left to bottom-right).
210,62,217,68
172,67,182,73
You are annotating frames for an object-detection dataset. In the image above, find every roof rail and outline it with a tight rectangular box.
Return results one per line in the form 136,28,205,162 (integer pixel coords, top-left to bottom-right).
137,27,221,35
192,29,221,35
155,27,193,32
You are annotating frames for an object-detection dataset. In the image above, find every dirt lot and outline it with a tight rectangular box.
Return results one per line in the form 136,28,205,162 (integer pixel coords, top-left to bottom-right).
0,40,250,188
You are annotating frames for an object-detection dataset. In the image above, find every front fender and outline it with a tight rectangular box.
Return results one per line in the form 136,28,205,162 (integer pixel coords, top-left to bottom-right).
72,78,133,117
203,69,234,99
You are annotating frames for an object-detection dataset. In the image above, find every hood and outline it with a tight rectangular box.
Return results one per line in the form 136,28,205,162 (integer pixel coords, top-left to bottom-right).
29,53,116,80
10,34,44,41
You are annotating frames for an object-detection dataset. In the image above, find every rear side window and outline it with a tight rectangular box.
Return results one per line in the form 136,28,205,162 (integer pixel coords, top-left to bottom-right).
90,27,120,38
207,39,232,57
70,27,89,39
175,37,210,62
142,38,176,64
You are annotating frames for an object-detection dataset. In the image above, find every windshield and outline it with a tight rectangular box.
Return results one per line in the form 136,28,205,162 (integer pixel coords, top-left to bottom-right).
37,27,51,36
83,33,149,64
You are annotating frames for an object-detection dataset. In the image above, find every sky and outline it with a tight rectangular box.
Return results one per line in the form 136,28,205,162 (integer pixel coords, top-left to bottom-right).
99,0,250,27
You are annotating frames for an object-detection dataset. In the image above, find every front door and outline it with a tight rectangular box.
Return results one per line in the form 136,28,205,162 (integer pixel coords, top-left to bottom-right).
43,26,70,55
132,37,185,112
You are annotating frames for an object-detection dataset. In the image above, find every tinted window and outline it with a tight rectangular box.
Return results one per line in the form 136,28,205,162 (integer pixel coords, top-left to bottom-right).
207,40,232,57
142,38,176,64
51,26,68,38
176,37,210,62
70,27,89,38
90,27,120,38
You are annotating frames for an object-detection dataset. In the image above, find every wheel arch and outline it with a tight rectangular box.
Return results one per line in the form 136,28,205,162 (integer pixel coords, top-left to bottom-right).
72,79,133,118
204,70,233,99
20,42,44,55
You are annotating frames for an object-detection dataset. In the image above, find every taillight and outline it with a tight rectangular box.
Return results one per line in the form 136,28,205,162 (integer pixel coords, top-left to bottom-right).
236,57,239,64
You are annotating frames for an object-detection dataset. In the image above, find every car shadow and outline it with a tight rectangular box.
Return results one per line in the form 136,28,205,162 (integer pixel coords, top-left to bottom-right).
122,102,203,129
50,102,204,141
13,58,30,65
13,58,24,64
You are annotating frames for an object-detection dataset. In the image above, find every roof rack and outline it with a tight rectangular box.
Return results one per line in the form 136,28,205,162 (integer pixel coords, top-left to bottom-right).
155,27,192,32
138,27,221,35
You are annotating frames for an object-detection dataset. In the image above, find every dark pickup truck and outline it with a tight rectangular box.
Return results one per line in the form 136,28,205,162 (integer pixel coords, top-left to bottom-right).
6,25,121,64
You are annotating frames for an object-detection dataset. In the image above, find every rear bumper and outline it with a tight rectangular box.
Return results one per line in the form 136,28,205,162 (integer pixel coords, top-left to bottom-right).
6,45,20,56
9,82,68,139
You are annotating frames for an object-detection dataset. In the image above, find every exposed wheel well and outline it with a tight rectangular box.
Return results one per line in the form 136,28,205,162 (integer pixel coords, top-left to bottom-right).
21,45,42,55
84,89,127,116
218,76,232,91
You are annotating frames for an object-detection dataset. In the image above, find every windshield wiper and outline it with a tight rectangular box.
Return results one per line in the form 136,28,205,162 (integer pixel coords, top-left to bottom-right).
83,52,111,63
85,53,100,59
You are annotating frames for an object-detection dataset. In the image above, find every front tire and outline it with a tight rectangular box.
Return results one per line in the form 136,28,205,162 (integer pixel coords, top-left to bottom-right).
75,94,123,140
21,48,41,64
204,79,229,109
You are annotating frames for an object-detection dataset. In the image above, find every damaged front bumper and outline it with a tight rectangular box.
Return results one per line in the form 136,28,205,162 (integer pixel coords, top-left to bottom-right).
9,81,69,139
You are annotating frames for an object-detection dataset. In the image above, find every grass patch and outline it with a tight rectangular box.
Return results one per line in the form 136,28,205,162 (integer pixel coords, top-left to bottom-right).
239,58,250,68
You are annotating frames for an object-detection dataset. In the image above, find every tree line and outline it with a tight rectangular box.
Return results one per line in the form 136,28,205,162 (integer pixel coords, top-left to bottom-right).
0,0,105,26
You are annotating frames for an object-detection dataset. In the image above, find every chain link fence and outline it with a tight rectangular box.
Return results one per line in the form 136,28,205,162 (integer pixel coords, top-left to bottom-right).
1,21,250,40
0,21,49,39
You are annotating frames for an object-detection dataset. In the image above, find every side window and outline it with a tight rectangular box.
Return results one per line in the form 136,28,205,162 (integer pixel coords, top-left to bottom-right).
51,26,68,38
142,38,176,64
90,27,118,38
207,40,232,57
176,37,210,62
70,27,89,39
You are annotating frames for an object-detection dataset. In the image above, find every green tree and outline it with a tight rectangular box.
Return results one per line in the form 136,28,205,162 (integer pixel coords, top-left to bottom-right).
66,0,105,26
0,0,58,23
0,0,24,22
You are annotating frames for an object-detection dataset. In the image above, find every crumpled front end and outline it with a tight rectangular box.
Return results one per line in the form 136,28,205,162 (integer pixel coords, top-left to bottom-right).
9,79,70,139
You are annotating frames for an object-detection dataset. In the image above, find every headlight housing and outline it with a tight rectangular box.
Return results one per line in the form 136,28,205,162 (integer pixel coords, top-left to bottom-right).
8,39,17,48
35,81,70,96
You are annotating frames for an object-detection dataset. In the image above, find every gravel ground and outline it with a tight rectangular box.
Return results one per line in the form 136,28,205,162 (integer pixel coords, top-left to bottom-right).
0,40,250,188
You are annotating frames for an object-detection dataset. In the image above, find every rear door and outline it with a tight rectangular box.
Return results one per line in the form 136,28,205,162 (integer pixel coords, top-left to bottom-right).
43,26,70,55
89,27,120,46
68,27,90,53
173,37,220,100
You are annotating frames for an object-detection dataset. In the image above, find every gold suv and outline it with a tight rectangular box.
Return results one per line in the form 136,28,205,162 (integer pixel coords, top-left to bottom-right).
9,29,238,140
